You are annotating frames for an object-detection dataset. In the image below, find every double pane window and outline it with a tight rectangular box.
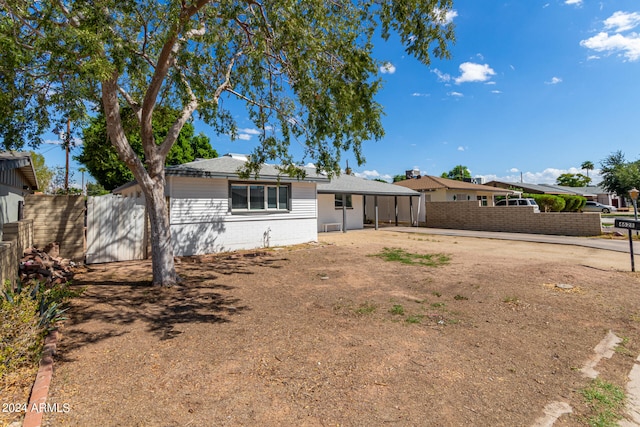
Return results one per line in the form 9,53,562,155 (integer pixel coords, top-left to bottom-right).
231,184,289,211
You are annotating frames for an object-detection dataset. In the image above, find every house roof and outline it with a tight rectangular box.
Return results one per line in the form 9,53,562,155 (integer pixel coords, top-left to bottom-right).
396,175,513,194
483,181,612,197
164,155,330,183
484,180,573,195
0,151,39,189
113,154,330,193
317,174,419,196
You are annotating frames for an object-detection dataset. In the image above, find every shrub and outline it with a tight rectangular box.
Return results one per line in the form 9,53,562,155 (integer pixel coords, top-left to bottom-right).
0,282,43,380
526,193,566,212
558,195,587,212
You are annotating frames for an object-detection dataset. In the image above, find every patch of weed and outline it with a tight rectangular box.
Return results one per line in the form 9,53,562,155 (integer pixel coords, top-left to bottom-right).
369,247,450,267
355,302,377,315
503,296,520,305
580,378,625,427
431,302,446,308
432,291,441,297
389,304,405,315
406,315,423,324
453,294,468,301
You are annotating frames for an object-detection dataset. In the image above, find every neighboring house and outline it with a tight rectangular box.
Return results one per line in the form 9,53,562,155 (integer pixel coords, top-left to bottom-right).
485,180,621,208
0,152,39,240
317,174,419,231
114,153,330,256
391,175,514,224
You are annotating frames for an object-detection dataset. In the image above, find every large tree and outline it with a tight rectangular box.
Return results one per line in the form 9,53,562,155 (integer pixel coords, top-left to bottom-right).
555,173,591,187
28,151,53,192
0,1,455,286
441,165,471,181
600,151,640,199
76,107,218,190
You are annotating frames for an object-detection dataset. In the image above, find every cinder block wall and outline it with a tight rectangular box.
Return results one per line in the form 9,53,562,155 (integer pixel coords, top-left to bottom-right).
425,201,602,236
24,195,85,261
1,219,34,286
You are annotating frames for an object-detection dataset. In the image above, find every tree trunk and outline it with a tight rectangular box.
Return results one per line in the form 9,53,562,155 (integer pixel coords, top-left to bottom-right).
143,177,179,286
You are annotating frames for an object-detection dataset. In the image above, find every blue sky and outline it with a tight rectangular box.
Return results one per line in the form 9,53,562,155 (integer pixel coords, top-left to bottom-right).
37,0,640,186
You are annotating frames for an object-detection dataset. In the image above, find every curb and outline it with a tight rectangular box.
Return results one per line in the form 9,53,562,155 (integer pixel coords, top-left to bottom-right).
22,329,58,427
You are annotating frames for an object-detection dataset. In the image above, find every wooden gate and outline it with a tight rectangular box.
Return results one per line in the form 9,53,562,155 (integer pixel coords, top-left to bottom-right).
85,195,147,264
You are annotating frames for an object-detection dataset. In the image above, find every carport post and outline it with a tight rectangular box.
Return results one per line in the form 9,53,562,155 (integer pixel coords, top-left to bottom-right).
410,196,414,226
394,196,398,226
374,195,379,230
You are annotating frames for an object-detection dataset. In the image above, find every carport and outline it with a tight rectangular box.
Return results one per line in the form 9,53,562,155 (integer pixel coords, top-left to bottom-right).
317,174,419,232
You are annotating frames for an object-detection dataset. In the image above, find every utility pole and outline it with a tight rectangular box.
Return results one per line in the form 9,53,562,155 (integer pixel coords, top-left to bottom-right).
65,118,70,193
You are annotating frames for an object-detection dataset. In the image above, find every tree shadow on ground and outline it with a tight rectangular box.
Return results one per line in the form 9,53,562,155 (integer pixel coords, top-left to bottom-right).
59,252,289,356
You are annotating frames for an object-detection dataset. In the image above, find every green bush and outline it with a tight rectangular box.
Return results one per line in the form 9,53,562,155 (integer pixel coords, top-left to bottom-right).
558,195,587,212
525,194,566,212
1,279,82,382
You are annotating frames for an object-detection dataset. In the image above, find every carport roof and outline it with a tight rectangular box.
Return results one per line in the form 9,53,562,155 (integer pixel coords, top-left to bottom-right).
317,174,419,196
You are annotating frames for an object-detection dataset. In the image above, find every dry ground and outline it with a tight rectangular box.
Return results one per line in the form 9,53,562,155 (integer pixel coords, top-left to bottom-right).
34,230,640,426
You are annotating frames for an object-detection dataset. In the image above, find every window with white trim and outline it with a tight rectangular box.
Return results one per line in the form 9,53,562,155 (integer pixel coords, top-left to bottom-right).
231,184,289,211
335,194,352,208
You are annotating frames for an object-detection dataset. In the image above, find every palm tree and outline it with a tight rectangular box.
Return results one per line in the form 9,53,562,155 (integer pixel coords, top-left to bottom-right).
581,161,594,178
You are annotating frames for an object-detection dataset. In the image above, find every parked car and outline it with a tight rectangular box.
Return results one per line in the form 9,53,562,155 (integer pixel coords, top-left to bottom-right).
582,201,617,213
495,198,540,213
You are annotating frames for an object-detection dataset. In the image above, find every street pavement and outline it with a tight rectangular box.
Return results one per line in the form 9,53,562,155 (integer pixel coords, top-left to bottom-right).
387,226,640,255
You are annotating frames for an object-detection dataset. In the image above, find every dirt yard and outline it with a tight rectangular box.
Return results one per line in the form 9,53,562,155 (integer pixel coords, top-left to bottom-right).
39,229,640,426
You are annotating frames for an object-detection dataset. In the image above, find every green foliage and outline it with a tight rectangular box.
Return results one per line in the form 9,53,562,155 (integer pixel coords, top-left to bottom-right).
556,173,591,187
525,193,566,212
76,107,218,190
29,151,53,192
393,174,408,182
580,378,625,427
558,194,587,212
389,304,405,315
369,247,450,267
86,182,110,196
441,165,471,181
582,161,595,177
599,151,640,201
1,281,42,380
1,279,83,381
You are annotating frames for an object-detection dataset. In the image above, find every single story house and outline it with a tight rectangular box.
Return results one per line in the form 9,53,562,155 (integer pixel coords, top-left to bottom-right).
113,154,423,256
115,154,329,256
0,152,39,239
384,175,514,224
485,180,621,208
317,174,420,231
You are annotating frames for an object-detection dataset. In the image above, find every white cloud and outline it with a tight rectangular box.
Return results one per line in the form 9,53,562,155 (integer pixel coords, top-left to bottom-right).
354,170,392,182
545,76,563,84
581,11,640,61
411,92,430,97
604,11,640,33
44,137,83,146
491,90,503,94
380,62,396,74
457,146,466,151
238,128,261,135
432,68,451,82
565,0,583,6
237,134,252,141
448,91,464,97
454,62,496,84
479,167,602,185
580,31,640,61
433,8,458,25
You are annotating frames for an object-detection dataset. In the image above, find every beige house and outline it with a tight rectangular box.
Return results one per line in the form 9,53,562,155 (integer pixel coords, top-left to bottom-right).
366,175,513,225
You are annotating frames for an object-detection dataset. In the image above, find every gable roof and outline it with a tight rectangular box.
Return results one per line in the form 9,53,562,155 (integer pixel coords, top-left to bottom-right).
164,155,330,183
317,174,419,196
0,151,38,189
396,175,513,194
484,180,583,195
